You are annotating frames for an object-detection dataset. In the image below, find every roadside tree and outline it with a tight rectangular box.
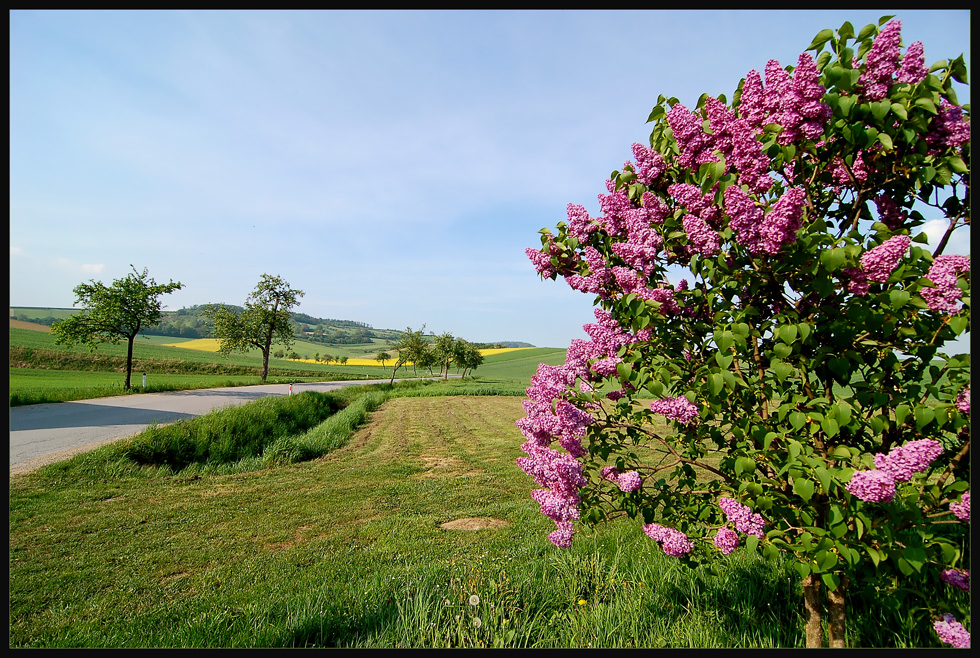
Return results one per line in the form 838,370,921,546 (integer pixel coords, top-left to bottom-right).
203,274,304,381
453,338,484,378
434,332,457,379
52,266,184,391
388,326,427,384
520,18,969,648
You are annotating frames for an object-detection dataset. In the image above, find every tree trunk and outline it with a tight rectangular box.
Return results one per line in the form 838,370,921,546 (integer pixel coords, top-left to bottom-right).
803,573,823,648
261,332,273,381
125,335,135,390
827,578,847,648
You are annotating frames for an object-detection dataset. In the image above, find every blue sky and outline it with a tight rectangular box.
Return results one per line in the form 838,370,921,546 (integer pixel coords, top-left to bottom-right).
10,10,971,349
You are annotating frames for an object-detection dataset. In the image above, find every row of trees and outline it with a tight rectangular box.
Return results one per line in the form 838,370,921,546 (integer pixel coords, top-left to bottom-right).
51,271,485,388
383,327,485,384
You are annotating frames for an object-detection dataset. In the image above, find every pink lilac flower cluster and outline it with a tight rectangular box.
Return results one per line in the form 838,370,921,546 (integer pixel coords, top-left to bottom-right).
602,468,642,493
940,568,970,592
758,187,808,254
873,439,944,482
650,396,700,424
858,19,903,100
922,255,971,314
643,523,694,557
847,439,944,503
843,267,871,296
713,527,740,555
703,96,774,194
896,40,928,84
846,469,898,502
927,98,971,155
771,53,833,145
564,309,650,385
737,56,831,147
565,246,614,297
566,203,598,244
874,194,908,230
950,492,970,522
718,497,766,538
955,387,970,415
630,142,666,186
526,240,557,279
934,614,971,648
667,103,717,170
682,213,721,256
724,185,807,255
830,151,869,190
608,196,668,279
516,360,593,548
859,235,911,283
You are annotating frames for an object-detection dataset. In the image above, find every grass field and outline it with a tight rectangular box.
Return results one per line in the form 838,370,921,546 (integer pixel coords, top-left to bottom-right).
10,388,951,648
12,321,560,405
9,317,961,647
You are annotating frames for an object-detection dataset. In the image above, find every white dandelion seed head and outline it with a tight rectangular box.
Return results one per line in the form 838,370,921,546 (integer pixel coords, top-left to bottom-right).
469,594,480,606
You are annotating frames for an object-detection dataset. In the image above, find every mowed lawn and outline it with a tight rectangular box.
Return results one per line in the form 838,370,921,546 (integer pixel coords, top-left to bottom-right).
9,396,558,647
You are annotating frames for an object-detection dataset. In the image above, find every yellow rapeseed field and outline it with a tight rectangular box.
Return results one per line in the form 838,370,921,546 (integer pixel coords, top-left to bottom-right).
160,338,223,352
159,342,532,364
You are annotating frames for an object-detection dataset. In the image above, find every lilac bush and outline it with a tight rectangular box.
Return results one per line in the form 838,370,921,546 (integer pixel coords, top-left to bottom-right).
518,16,969,648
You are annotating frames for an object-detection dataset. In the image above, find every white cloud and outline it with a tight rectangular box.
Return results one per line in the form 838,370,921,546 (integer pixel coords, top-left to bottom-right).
919,219,971,257
81,263,105,274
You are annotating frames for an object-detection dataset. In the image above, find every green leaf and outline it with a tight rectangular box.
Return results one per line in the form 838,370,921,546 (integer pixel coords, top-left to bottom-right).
736,457,756,476
914,97,938,114
877,132,893,150
790,411,807,431
807,29,835,51
816,549,838,572
773,362,794,382
778,324,798,344
948,156,968,174
815,468,833,496
870,101,890,121
715,330,734,353
890,102,908,120
889,289,910,309
646,106,666,123
794,477,816,502
895,403,911,426
821,417,840,439
794,562,812,579
914,405,935,429
828,357,850,380
902,546,927,573
821,573,841,591
709,372,724,396
821,247,847,272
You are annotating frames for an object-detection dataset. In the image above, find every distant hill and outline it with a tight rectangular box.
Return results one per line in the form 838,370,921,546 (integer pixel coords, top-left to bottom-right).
9,306,534,348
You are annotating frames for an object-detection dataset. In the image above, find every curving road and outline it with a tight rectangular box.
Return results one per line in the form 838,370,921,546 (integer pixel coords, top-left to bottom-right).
9,379,407,475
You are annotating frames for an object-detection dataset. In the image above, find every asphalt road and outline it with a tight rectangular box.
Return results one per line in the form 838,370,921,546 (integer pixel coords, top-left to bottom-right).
9,379,402,475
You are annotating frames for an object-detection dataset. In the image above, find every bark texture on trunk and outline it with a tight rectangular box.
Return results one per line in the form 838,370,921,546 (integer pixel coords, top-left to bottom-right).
827,578,847,648
803,573,824,648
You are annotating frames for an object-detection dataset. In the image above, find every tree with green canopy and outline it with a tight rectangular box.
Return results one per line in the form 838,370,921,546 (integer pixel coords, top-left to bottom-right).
52,266,184,391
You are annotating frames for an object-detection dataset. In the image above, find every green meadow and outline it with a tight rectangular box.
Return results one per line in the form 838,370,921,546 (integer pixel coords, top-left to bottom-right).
8,320,959,647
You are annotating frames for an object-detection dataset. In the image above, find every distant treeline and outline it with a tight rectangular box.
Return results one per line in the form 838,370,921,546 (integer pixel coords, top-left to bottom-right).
10,307,534,349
